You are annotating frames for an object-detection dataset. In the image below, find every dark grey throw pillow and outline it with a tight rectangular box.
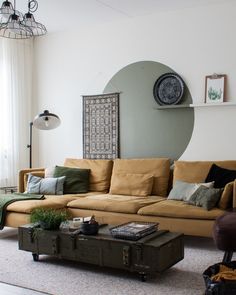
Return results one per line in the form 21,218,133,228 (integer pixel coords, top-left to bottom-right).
53,166,90,194
187,185,223,210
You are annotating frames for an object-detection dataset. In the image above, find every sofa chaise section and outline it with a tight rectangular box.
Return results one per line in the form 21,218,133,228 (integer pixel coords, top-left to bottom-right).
5,159,114,227
5,195,74,228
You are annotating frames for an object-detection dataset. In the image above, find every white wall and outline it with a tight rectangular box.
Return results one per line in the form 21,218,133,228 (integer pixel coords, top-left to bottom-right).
33,1,236,167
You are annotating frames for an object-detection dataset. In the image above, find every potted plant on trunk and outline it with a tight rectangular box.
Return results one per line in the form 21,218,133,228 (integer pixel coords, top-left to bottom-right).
30,208,68,230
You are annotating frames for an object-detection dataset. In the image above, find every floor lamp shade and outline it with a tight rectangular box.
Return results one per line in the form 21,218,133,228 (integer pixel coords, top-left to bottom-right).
27,110,61,168
33,110,61,130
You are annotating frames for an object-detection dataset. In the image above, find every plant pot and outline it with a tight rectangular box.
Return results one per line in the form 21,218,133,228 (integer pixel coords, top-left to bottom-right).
80,221,99,235
39,221,61,230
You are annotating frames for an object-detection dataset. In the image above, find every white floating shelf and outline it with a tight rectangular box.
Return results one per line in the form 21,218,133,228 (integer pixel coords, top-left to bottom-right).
155,102,236,109
190,102,236,107
155,104,190,109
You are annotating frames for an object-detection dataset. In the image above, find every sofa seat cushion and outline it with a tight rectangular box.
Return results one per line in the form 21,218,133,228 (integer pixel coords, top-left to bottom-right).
111,158,170,197
6,191,102,213
67,194,165,214
64,159,113,193
138,200,225,220
6,194,78,214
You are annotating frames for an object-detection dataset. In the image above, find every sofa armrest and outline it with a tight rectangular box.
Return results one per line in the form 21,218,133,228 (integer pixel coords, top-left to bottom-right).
18,168,45,193
233,180,236,208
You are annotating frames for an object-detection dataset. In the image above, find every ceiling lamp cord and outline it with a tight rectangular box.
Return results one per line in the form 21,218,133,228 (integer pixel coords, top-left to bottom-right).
0,0,46,39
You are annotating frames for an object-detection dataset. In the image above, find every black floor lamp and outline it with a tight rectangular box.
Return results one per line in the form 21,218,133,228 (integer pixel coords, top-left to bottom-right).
27,110,61,168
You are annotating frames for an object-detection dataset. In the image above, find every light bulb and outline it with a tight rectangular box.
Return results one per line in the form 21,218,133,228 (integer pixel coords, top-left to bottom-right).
44,117,49,128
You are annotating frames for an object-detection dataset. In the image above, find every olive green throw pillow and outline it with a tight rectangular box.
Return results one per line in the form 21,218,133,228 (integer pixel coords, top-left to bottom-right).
53,166,90,194
187,185,223,210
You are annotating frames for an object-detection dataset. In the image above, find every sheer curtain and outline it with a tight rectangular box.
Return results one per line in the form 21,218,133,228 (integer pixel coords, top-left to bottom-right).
0,38,33,187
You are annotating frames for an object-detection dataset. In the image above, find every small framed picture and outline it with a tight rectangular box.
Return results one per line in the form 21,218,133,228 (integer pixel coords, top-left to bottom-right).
205,74,226,103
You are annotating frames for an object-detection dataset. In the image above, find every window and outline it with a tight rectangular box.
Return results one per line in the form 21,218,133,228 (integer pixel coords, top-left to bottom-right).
0,39,33,187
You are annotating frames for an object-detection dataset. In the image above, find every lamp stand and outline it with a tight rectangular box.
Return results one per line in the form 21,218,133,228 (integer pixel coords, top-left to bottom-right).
27,122,33,168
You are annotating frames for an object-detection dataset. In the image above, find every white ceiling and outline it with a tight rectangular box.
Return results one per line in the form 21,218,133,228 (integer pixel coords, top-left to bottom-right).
14,0,233,33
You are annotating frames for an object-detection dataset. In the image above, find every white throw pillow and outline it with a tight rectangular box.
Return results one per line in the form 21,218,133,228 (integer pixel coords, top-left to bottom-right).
25,174,65,195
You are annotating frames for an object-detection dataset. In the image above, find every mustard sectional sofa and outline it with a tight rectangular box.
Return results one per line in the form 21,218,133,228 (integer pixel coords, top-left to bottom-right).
5,158,236,237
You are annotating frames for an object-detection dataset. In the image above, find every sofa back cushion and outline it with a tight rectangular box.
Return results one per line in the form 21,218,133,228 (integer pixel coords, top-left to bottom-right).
110,158,170,197
173,161,236,184
64,158,113,193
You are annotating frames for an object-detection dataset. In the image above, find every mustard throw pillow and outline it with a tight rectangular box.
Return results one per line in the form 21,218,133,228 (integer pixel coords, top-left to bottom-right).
109,173,154,197
218,181,234,210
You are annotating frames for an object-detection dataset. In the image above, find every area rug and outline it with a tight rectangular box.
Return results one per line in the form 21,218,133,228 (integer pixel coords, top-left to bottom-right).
0,228,223,295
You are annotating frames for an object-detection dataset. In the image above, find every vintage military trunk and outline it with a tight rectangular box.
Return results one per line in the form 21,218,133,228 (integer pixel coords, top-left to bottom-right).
18,224,184,281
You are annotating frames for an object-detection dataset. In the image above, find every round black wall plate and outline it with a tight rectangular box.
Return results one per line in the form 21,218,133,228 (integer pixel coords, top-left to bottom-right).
153,73,185,105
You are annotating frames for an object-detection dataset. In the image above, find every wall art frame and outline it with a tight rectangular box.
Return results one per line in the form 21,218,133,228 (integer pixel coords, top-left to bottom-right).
205,74,226,103
82,92,120,159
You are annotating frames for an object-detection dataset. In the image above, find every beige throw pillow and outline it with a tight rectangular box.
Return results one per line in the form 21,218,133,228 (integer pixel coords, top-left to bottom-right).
109,173,154,197
44,166,55,178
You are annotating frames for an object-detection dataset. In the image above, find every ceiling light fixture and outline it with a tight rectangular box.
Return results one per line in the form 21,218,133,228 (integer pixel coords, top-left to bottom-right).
0,0,46,39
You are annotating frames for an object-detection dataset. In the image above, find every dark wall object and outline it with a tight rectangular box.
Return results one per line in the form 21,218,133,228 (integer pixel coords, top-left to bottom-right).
153,72,185,105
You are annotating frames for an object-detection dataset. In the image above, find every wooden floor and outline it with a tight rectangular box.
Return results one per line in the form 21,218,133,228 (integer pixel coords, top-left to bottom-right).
0,282,49,295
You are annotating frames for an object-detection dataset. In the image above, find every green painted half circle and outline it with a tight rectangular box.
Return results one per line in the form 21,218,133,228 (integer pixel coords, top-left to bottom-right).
104,61,194,161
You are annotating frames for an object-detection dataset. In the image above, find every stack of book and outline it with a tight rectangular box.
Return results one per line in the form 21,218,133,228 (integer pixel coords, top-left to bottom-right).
109,221,159,241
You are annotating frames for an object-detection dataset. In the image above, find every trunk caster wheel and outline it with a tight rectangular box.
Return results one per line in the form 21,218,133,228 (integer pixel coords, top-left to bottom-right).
139,272,147,282
32,253,39,261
